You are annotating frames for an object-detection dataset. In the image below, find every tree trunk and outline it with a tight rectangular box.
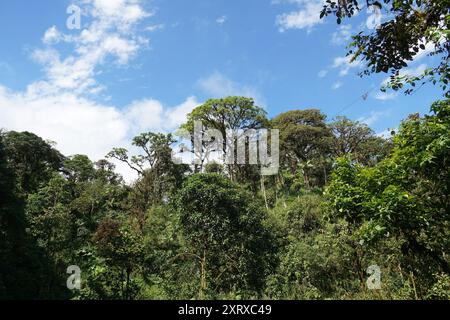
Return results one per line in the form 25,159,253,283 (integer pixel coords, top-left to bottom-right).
199,251,207,300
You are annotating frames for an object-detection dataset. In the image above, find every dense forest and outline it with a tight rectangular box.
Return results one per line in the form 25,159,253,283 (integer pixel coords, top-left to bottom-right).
0,96,449,300
1,0,449,300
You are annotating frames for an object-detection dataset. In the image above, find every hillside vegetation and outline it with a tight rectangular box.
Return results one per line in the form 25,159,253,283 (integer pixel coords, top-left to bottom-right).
1,98,449,300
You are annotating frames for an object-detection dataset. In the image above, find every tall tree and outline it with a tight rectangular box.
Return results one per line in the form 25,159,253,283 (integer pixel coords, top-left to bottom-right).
0,133,25,298
88,217,144,300
108,133,189,225
175,174,273,297
0,133,53,299
272,109,333,188
182,96,269,181
330,116,391,165
1,131,64,194
63,155,97,183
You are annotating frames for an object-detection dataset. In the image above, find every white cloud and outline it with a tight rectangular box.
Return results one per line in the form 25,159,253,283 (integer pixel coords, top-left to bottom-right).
332,54,363,76
87,0,152,29
374,91,398,101
165,96,200,128
357,109,391,126
332,81,343,90
145,24,165,32
43,26,62,44
318,69,328,78
331,24,352,45
403,63,428,78
0,87,127,160
124,96,200,135
198,71,265,107
0,0,199,183
365,5,382,30
34,0,150,95
124,99,165,134
275,0,324,32
216,15,227,25
0,85,199,182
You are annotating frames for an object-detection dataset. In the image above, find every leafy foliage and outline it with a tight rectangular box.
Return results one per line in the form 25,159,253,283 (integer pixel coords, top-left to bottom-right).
0,98,449,300
175,174,274,297
321,0,450,96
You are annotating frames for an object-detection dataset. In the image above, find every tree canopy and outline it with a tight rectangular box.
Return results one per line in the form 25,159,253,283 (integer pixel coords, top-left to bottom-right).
321,0,450,96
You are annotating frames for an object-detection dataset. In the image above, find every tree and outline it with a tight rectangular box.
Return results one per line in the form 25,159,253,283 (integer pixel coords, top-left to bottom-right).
321,0,450,96
25,174,75,296
1,131,64,194
326,100,450,280
94,159,123,185
24,152,129,299
272,109,333,188
330,116,391,165
87,217,144,300
63,155,97,183
175,174,273,298
0,133,55,299
108,133,189,223
330,116,375,155
0,134,26,298
182,96,269,180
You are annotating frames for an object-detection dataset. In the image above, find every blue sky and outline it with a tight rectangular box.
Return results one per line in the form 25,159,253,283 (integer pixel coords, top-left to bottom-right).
0,0,442,178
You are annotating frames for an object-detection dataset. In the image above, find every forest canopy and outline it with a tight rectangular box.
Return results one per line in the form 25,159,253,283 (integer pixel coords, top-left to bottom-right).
0,0,449,301
0,98,449,300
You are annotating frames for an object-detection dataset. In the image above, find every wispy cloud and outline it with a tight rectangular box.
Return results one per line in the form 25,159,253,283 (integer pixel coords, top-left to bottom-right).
331,24,352,46
332,55,363,77
274,0,324,32
0,0,199,182
318,69,328,78
0,62,13,75
332,81,343,90
403,63,428,78
374,91,398,101
31,0,151,96
198,71,265,107
358,109,391,126
216,15,227,25
145,24,165,32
